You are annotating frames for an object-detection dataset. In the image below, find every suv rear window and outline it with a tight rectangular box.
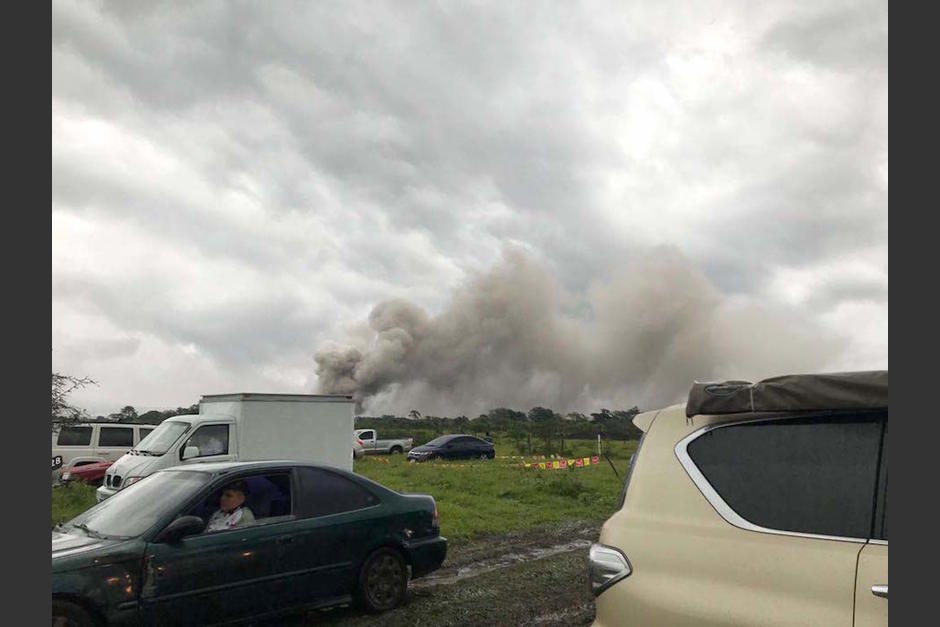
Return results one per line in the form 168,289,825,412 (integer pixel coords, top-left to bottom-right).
687,413,885,539
57,426,92,446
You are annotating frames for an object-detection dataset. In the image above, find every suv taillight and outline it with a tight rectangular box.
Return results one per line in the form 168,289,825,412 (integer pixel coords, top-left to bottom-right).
432,502,439,529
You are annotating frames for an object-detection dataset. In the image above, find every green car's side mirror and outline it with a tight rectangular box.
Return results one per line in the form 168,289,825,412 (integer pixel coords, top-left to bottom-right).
156,515,205,543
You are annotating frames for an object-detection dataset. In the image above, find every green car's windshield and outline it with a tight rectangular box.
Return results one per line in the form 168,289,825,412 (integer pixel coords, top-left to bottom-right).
134,421,191,455
68,471,210,538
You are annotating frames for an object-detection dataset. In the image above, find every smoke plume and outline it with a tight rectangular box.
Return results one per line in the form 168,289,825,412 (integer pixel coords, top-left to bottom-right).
315,247,844,415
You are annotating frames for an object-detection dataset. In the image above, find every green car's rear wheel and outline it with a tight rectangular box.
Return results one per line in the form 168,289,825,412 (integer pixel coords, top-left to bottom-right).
358,547,408,612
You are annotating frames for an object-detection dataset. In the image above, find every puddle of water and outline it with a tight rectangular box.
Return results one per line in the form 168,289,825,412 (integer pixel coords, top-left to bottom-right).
413,539,592,587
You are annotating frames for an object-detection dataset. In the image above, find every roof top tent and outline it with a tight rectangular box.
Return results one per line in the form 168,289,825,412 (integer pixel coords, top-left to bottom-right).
200,393,356,471
686,371,888,418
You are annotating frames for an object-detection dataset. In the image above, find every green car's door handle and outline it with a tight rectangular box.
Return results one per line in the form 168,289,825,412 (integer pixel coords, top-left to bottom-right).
276,536,294,545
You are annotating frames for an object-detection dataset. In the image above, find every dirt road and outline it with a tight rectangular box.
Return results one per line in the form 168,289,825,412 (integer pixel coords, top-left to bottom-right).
270,520,601,626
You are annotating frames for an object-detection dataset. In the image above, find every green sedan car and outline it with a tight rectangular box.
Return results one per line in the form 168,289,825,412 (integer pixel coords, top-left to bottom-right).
52,461,447,626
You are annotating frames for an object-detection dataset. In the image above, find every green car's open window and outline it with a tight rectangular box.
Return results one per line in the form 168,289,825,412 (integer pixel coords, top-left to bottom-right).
188,472,294,533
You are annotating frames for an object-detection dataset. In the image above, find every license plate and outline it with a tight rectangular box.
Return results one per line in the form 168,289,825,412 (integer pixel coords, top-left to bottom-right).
52,456,63,470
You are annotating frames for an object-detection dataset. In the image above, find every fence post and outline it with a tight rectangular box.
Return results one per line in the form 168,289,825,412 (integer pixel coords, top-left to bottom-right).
597,433,601,456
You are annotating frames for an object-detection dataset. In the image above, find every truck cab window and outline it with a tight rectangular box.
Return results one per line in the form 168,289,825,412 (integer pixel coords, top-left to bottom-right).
182,424,230,459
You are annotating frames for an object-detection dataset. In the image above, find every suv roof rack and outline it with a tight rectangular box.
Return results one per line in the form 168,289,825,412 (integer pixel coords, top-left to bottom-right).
686,370,887,417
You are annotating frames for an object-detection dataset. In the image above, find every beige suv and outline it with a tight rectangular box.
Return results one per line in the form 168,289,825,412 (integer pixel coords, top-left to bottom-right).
591,371,888,627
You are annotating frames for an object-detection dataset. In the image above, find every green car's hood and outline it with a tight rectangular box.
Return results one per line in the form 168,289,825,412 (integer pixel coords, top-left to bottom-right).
52,529,128,571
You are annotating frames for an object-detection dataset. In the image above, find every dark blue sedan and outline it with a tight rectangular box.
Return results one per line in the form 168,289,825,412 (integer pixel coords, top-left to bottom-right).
407,434,496,462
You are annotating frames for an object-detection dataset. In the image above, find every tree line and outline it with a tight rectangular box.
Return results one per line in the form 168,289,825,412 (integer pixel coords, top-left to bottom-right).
53,371,642,454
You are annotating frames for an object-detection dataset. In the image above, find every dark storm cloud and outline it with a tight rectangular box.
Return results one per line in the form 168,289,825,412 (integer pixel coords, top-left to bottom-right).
760,1,888,71
53,273,331,369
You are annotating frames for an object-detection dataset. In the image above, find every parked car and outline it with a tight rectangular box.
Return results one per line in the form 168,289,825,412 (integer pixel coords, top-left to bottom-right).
97,393,355,502
53,460,447,626
590,371,888,627
355,429,414,455
407,434,496,462
353,435,365,460
52,423,156,483
61,460,113,486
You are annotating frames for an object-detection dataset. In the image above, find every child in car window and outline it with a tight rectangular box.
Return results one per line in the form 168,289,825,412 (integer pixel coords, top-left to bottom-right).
205,480,255,532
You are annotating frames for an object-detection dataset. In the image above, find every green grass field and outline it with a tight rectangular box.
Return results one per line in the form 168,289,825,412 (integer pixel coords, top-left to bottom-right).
51,439,636,539
52,482,98,529
354,439,636,540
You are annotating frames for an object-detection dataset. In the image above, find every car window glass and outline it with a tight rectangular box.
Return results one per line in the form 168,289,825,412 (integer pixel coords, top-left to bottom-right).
139,427,154,440
873,422,887,540
687,412,884,539
188,473,293,532
136,421,190,455
69,471,211,538
359,431,374,440
182,424,230,459
296,468,378,518
98,426,134,447
57,426,93,446
878,475,887,540
424,436,452,447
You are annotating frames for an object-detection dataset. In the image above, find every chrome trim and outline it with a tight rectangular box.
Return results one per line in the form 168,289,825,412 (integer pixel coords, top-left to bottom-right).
675,418,869,544
589,543,632,596
871,585,888,599
869,539,888,546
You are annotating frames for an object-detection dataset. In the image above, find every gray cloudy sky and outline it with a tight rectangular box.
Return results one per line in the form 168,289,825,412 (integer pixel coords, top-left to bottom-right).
52,0,887,417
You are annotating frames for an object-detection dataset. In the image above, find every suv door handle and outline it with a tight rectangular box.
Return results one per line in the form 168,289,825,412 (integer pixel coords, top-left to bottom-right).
871,585,888,599
276,536,294,545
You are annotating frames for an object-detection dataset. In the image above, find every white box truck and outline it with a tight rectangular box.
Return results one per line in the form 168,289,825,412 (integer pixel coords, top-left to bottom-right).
95,393,354,502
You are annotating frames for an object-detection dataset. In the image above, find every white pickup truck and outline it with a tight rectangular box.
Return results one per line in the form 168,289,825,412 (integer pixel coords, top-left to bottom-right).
354,429,414,455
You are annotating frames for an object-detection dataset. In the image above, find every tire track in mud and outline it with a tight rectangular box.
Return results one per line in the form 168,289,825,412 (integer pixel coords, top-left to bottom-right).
412,538,593,588
303,521,602,626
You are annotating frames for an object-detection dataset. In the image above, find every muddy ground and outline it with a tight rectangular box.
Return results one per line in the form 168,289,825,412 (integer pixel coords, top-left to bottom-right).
264,520,601,626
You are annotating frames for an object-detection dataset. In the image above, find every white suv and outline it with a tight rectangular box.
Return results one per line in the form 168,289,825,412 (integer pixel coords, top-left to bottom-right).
52,423,155,482
591,371,888,627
